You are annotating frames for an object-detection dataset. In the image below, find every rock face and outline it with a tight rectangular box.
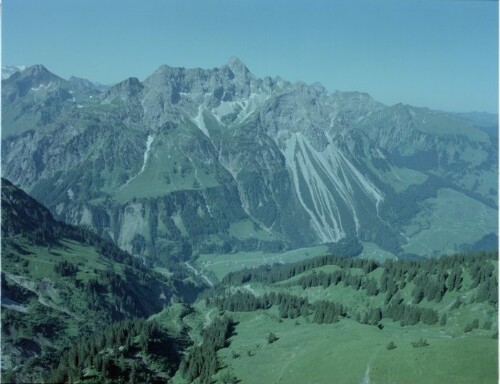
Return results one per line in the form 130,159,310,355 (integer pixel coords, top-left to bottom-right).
2,59,498,263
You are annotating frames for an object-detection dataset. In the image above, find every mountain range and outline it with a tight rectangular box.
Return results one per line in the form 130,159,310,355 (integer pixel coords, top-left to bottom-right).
1,58,497,267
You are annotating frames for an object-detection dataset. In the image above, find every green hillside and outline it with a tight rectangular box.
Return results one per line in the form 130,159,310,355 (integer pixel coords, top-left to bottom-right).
62,249,495,384
1,178,498,384
1,179,199,383
195,251,498,384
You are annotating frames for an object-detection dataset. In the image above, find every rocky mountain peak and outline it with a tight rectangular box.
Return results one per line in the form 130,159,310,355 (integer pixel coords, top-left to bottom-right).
226,56,251,76
21,65,63,84
2,64,67,102
2,62,497,262
104,77,144,100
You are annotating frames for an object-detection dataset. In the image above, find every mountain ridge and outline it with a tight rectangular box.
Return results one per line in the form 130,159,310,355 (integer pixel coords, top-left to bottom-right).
1,60,497,263
1,178,203,382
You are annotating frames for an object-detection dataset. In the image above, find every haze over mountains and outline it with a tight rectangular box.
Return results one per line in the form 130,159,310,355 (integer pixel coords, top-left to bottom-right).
1,58,497,266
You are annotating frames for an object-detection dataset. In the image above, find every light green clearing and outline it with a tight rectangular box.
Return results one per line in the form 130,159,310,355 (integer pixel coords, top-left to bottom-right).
216,313,497,384
358,242,398,262
228,219,276,242
196,245,329,280
403,188,498,257
457,170,498,200
113,134,219,202
410,108,489,142
154,267,173,278
284,280,385,309
382,166,428,192
272,264,343,286
149,303,193,339
4,238,119,283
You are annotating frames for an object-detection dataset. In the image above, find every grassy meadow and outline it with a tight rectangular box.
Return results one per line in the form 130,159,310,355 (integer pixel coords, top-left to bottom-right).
195,245,329,280
403,189,498,256
192,251,499,384
215,313,497,384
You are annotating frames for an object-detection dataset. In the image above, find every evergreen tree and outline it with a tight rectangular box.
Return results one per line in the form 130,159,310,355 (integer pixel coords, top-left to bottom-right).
267,332,278,344
439,313,447,326
370,308,382,325
446,265,462,291
386,341,397,350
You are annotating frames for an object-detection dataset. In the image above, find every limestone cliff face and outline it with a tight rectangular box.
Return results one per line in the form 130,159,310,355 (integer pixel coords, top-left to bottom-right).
2,59,497,262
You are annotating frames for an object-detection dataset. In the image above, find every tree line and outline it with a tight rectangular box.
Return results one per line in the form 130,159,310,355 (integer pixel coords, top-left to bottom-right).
180,316,235,383
218,254,380,287
45,319,181,384
214,251,497,308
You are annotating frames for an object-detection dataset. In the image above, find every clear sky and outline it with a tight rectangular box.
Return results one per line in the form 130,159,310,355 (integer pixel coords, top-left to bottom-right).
2,0,498,113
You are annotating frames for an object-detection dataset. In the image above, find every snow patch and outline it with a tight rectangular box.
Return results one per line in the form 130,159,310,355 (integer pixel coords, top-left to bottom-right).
31,82,53,92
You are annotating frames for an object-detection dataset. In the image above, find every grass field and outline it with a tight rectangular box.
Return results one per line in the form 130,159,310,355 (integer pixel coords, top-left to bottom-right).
380,165,428,193
112,129,219,203
3,238,119,283
228,219,278,242
403,188,498,256
215,312,497,384
195,245,330,280
204,252,498,384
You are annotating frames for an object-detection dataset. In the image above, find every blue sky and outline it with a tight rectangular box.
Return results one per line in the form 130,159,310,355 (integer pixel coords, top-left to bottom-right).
3,0,498,113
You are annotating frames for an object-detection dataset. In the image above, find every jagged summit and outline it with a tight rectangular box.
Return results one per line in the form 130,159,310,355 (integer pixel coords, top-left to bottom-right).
2,62,496,261
148,57,253,79
21,64,65,83
4,64,62,84
26,64,49,74
2,64,68,105
105,77,143,99
226,56,251,75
